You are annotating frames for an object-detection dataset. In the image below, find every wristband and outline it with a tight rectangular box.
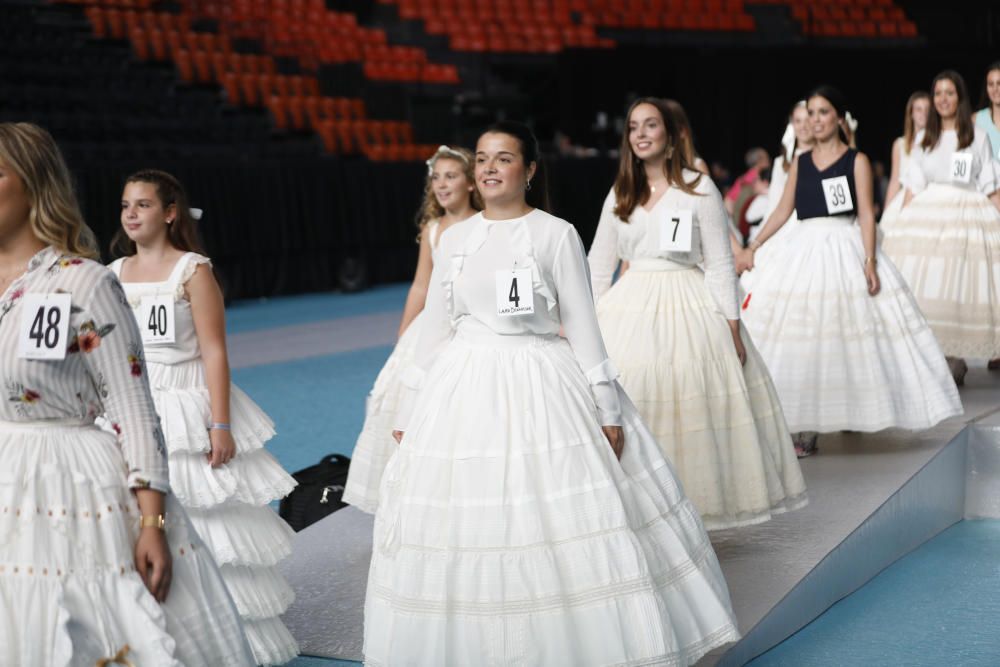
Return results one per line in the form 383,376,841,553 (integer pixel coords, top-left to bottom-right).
209,422,231,431
139,514,166,530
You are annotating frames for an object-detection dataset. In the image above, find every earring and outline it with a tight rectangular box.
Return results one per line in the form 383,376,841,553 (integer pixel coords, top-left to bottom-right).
166,219,173,225
525,180,532,191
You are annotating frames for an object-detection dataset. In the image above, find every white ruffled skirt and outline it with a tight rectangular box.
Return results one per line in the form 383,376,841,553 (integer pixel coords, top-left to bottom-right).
597,263,807,530
148,359,298,666
364,328,740,667
742,215,963,432
881,183,1000,359
0,419,254,667
343,311,422,514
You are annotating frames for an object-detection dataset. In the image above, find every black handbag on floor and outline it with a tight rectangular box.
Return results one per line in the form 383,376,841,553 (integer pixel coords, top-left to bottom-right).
278,454,352,531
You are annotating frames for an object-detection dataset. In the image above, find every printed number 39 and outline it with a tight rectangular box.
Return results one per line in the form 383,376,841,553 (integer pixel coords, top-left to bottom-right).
828,183,846,205
29,306,61,349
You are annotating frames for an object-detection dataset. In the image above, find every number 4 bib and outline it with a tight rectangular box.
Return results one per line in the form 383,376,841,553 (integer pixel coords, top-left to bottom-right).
140,295,176,345
495,269,534,317
18,293,71,360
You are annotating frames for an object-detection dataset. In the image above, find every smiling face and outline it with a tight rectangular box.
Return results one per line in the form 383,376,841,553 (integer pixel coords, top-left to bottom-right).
475,132,535,208
987,69,1000,108
627,102,669,164
0,158,31,244
120,180,175,246
807,95,842,143
430,156,473,211
933,77,959,120
791,105,813,146
911,96,930,130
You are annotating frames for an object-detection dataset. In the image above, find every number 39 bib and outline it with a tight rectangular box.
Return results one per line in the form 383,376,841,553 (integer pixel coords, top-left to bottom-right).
822,175,853,215
139,295,176,345
495,269,534,317
18,293,72,360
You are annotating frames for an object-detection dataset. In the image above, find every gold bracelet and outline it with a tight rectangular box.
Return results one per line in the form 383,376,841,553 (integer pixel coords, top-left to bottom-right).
863,256,877,265
139,514,166,530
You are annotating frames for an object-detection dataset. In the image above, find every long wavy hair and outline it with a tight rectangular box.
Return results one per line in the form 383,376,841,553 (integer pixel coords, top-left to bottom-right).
111,169,206,258
0,122,98,259
922,70,974,151
663,99,700,168
901,91,930,156
415,145,483,237
613,97,702,223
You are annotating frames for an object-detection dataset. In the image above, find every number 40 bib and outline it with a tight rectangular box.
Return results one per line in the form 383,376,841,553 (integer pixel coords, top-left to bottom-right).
495,269,534,317
140,295,176,345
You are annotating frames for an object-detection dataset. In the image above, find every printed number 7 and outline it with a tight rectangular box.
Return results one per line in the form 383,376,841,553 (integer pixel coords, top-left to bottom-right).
671,217,681,242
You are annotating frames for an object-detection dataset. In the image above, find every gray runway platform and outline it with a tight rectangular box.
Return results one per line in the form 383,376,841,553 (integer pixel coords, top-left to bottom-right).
278,367,1000,665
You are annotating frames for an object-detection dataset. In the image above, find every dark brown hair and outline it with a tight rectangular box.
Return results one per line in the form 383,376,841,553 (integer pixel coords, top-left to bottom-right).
978,61,1000,110
902,91,930,155
479,120,551,212
613,97,702,222
806,85,856,148
112,169,206,258
922,70,974,151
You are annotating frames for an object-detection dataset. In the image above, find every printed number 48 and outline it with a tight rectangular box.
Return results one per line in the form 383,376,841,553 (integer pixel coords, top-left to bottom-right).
29,306,61,349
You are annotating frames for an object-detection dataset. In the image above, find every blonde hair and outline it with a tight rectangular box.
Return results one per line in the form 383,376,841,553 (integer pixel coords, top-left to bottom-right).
0,123,98,259
902,91,930,156
415,145,482,235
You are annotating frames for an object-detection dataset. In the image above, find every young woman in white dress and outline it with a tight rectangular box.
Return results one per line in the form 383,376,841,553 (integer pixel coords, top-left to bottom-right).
111,170,297,665
587,98,806,526
882,70,1000,384
740,100,816,291
737,86,963,455
0,123,253,666
364,121,739,666
343,145,481,513
974,62,1000,160
881,91,930,226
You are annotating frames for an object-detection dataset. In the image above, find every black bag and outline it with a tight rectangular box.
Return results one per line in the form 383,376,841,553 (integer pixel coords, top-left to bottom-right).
279,454,352,531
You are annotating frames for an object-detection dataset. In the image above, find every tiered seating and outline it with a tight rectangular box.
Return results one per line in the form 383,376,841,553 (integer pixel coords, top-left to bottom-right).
68,2,441,160
383,0,615,52
185,0,460,84
751,0,918,38
574,0,755,33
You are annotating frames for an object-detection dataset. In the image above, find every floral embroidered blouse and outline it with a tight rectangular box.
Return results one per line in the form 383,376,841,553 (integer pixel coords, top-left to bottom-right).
0,246,168,492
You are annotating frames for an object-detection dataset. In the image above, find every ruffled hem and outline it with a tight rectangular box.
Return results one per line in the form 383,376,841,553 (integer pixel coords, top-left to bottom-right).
185,504,295,567
245,616,300,666
168,448,297,509
148,361,276,456
219,563,295,620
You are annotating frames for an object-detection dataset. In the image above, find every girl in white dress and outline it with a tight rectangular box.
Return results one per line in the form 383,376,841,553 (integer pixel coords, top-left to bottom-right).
111,170,297,665
588,98,806,527
364,122,739,666
881,91,930,226
882,70,1000,384
974,61,1000,160
0,123,253,665
737,86,963,455
343,146,481,513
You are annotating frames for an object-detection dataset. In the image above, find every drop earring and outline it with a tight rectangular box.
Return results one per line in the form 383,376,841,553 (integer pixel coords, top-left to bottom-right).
525,180,532,191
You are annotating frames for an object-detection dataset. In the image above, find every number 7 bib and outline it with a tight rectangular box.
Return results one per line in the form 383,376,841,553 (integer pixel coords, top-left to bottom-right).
495,269,535,317
140,295,176,345
18,293,71,360
657,209,693,252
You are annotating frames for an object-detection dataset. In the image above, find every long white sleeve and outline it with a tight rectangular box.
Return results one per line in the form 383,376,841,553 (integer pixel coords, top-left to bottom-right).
976,129,1000,195
697,183,741,320
553,226,622,426
587,189,620,300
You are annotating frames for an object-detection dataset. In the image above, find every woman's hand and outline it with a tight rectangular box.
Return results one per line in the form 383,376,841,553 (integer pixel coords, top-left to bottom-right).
135,527,172,602
864,261,881,296
602,425,624,460
729,322,747,366
392,430,403,444
207,428,236,467
734,248,754,275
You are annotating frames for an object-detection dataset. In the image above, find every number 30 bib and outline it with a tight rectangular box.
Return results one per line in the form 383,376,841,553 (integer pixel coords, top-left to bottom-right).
18,293,72,360
495,269,534,317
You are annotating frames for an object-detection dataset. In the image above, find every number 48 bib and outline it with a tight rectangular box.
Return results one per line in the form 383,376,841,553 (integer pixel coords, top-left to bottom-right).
18,293,71,360
495,269,534,317
140,295,176,345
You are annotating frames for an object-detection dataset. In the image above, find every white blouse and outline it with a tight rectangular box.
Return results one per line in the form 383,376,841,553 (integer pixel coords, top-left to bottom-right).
902,127,1000,195
396,208,621,428
0,246,168,492
587,171,740,320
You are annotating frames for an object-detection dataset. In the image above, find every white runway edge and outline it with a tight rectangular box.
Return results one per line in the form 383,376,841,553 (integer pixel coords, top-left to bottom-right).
278,368,1000,666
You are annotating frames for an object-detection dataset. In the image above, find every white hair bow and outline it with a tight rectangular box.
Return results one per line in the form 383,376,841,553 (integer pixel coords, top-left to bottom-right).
425,145,468,175
190,208,203,221
780,123,796,162
844,111,859,133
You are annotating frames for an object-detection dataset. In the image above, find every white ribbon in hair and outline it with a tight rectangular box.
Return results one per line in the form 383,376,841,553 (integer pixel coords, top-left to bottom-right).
844,111,859,133
781,100,807,162
425,145,468,175
190,208,203,221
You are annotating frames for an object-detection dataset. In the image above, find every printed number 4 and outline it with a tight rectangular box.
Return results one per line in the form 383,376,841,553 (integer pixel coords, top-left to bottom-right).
508,277,520,307
29,306,61,349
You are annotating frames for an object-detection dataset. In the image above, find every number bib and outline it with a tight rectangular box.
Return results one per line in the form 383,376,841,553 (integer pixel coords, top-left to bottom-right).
139,295,176,345
495,269,534,317
18,293,71,360
950,153,972,184
822,175,853,214
656,209,693,252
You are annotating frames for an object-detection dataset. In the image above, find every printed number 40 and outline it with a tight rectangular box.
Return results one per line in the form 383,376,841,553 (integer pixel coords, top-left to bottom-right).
148,304,168,336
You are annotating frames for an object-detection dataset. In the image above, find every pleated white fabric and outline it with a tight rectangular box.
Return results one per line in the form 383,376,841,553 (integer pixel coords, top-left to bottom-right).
742,216,964,432
365,330,740,667
598,265,807,530
881,183,1000,359
342,311,422,514
0,421,253,667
